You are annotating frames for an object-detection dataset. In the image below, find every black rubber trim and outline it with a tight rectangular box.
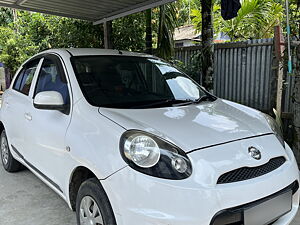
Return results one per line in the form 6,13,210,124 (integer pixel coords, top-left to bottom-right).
33,103,68,112
11,145,63,193
65,49,74,57
210,180,299,225
187,133,274,154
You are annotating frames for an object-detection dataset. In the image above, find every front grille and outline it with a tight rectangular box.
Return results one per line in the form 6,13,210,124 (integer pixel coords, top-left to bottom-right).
217,157,286,184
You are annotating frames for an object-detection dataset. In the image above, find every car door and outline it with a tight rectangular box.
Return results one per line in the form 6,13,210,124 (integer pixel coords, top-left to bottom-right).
2,59,42,158
24,54,72,193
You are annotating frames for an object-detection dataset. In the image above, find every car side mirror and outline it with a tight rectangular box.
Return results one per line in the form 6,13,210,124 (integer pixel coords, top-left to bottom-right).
34,91,66,111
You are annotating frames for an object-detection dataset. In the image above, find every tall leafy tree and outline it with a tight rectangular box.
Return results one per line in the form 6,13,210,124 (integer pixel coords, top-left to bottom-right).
291,0,300,161
289,0,300,40
191,4,222,40
0,8,13,26
192,0,285,41
0,9,147,73
219,0,284,41
112,12,146,51
157,3,178,59
201,0,214,90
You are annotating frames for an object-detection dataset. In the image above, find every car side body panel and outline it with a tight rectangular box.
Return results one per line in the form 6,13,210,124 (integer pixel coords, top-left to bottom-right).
0,50,128,206
62,98,128,206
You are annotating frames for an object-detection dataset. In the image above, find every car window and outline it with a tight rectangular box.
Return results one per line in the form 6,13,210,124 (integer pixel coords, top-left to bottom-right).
13,59,40,95
35,56,70,105
13,69,25,91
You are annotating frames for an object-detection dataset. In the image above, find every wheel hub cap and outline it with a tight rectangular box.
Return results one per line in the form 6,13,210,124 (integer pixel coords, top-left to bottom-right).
1,136,9,165
80,196,103,225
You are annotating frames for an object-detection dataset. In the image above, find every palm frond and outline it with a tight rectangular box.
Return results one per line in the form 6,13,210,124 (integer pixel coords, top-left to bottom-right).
218,0,285,41
157,3,178,59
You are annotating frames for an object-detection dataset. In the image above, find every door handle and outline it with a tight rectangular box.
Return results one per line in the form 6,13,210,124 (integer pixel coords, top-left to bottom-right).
24,113,32,121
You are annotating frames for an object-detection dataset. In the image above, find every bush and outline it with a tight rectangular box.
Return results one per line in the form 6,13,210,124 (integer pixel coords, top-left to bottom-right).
171,52,202,84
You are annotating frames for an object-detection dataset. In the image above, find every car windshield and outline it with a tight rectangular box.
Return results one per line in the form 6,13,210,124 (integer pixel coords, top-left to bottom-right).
71,56,211,108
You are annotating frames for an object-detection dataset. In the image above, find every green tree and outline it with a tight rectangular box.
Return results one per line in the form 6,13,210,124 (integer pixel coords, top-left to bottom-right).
112,12,146,51
289,0,300,40
201,0,214,90
219,0,284,41
0,8,13,27
191,0,285,41
0,9,147,73
15,11,103,49
157,3,178,60
191,4,222,39
0,26,38,73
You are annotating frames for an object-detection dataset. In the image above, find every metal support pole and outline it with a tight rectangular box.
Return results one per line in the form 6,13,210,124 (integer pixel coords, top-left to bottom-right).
145,9,152,55
103,21,113,49
274,26,285,117
285,0,292,73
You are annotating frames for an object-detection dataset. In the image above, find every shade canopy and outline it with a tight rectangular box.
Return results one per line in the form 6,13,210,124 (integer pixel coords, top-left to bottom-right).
0,0,175,24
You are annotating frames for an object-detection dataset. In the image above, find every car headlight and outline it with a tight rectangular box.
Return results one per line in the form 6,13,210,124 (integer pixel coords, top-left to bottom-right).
120,130,192,180
264,114,285,148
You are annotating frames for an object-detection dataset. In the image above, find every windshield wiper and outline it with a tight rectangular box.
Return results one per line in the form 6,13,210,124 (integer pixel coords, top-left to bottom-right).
130,95,217,109
131,99,194,109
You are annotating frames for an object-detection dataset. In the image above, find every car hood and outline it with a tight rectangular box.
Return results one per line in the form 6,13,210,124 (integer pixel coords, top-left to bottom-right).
99,99,273,152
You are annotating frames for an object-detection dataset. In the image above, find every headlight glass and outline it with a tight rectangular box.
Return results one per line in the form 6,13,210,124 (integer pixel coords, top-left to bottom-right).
124,135,160,168
120,130,192,180
264,114,285,148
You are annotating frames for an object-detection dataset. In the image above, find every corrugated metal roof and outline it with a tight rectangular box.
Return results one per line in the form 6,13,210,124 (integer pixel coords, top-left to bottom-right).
0,0,175,24
174,25,200,41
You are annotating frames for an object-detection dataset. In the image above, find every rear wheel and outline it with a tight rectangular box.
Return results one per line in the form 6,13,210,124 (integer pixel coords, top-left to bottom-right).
0,130,23,172
76,178,117,225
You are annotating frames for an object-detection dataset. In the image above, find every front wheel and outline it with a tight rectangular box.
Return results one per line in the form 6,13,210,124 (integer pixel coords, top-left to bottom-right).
76,178,117,225
0,130,23,172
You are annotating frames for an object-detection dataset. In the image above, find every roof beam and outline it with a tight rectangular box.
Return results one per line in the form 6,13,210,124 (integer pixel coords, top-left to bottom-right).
93,0,176,25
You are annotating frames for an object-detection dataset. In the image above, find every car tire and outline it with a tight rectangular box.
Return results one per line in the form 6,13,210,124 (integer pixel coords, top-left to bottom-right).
0,130,23,172
76,177,117,225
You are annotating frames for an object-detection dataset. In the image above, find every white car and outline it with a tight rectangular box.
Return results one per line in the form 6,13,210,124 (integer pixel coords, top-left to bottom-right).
0,48,299,225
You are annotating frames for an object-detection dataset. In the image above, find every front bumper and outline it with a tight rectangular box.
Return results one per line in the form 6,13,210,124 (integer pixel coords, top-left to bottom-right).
211,181,299,225
101,136,300,225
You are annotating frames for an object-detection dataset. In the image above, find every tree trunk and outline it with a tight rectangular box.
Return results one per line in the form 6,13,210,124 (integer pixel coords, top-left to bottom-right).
293,45,300,163
145,9,152,55
201,0,214,91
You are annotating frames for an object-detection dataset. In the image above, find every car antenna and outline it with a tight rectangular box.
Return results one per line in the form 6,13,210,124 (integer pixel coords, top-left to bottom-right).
117,50,123,55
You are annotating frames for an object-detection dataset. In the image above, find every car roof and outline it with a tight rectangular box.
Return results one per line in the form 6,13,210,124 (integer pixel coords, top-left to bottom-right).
20,48,160,69
40,48,155,58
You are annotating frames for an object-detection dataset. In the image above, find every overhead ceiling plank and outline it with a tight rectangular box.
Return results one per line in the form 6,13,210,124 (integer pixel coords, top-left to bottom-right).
0,2,95,20
22,0,129,14
93,0,176,25
15,0,28,5
0,0,176,24
24,2,105,17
